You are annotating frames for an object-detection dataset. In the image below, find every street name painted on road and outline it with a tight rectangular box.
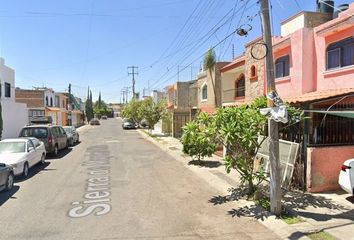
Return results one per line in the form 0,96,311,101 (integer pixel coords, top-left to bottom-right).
68,145,112,218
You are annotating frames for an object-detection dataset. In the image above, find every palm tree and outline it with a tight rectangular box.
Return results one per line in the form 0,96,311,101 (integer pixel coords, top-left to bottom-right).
203,48,217,107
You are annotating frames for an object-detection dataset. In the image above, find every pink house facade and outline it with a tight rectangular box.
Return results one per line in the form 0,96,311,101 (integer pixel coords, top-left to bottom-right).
222,2,354,193
272,3,354,192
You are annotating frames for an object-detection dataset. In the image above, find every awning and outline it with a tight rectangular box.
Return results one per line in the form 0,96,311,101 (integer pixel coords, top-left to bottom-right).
305,110,354,119
285,88,354,104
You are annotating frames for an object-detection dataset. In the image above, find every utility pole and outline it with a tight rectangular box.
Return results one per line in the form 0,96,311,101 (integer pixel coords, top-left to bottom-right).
128,66,138,99
260,0,281,216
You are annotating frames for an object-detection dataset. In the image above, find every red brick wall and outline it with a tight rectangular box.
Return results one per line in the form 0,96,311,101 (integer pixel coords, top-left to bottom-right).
15,89,44,108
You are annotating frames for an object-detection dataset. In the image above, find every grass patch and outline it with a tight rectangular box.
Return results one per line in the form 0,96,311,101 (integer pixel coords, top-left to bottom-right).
256,197,303,224
306,231,336,240
257,198,270,211
280,213,304,224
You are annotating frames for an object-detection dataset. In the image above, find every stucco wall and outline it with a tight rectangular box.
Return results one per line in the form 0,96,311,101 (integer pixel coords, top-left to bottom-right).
2,100,28,139
0,59,15,100
196,63,228,113
307,145,354,192
177,82,193,108
274,27,316,98
314,26,354,91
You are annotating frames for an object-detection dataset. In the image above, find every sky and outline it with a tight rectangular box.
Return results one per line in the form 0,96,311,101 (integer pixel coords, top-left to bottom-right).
0,0,350,103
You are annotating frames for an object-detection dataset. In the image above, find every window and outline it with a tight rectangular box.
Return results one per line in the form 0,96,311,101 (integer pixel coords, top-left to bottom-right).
201,83,207,101
326,37,354,70
55,96,60,107
4,82,11,97
235,75,245,97
27,140,35,152
275,55,290,78
46,96,49,106
50,97,53,107
251,65,256,77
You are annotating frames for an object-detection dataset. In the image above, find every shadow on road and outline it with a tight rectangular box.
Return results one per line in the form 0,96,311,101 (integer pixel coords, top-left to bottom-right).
0,186,20,206
188,160,222,168
283,190,349,211
46,148,73,160
209,187,247,205
15,162,54,183
210,187,354,224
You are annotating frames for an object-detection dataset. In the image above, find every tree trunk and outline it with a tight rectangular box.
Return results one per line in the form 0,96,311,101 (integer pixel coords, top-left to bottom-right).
209,68,218,108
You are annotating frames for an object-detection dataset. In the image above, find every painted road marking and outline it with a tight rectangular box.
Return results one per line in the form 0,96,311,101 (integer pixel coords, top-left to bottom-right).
68,145,112,218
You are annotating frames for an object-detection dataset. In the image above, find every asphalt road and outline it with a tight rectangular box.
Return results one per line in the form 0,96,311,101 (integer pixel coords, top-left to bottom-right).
0,118,279,240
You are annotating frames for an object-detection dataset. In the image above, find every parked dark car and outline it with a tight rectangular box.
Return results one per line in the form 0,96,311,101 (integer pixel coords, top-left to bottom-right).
0,163,14,192
122,118,136,129
19,125,68,156
63,126,80,146
90,118,100,125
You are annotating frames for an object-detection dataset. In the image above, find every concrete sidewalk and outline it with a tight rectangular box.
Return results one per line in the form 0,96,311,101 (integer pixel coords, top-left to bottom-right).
138,129,354,240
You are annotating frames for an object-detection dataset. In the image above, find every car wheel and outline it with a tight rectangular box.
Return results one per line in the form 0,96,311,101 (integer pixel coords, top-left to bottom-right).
22,162,29,178
76,137,79,143
5,172,14,191
40,153,46,164
53,145,59,156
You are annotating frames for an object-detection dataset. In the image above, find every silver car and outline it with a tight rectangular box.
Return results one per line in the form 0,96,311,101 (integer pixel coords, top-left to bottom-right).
63,126,80,146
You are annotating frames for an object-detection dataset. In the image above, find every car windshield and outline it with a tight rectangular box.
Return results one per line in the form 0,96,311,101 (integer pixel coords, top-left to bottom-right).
0,142,26,154
20,127,48,138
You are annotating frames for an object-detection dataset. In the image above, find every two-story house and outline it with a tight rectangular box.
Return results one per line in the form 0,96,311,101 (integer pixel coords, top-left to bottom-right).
165,80,197,137
221,1,354,192
16,88,66,125
0,58,28,139
195,62,230,114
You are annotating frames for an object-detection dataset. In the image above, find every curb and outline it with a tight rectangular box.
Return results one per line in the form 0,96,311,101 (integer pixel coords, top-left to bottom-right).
137,129,311,240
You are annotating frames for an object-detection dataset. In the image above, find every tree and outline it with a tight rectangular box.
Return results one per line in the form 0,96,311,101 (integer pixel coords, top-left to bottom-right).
98,91,102,109
213,98,268,198
180,97,305,199
180,112,216,162
121,98,143,124
203,48,217,106
140,97,166,132
85,87,94,122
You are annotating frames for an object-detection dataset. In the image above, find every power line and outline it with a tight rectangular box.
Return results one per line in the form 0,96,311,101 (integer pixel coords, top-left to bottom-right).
154,28,242,90
150,0,257,89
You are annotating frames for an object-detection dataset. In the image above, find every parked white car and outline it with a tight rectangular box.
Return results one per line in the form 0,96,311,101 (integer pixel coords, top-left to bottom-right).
0,138,46,178
338,158,354,195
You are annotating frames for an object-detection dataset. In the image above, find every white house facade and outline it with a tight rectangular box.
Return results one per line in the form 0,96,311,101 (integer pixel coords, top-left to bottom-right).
0,58,28,139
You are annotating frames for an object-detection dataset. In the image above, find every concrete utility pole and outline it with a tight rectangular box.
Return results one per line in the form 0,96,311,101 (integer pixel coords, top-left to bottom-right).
128,66,138,99
260,0,282,216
